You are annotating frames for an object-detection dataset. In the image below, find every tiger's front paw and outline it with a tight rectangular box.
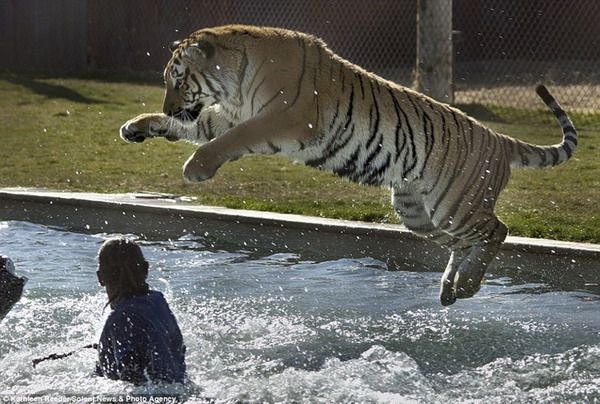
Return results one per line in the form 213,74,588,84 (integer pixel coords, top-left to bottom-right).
182,148,225,183
119,113,177,143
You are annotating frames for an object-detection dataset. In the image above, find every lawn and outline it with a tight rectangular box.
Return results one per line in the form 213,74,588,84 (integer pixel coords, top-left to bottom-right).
1,72,599,243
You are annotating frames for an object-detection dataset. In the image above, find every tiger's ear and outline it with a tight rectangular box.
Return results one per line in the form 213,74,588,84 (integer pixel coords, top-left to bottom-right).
169,40,181,52
188,40,215,59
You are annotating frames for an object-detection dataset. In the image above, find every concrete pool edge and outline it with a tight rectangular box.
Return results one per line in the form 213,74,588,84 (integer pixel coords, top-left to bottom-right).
1,187,599,287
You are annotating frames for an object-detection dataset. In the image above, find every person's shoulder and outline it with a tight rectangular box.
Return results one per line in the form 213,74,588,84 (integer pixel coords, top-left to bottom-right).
109,294,150,320
147,290,168,305
105,302,147,333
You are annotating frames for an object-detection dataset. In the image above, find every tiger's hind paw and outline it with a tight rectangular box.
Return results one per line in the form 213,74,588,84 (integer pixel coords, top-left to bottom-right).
440,280,457,306
453,272,484,299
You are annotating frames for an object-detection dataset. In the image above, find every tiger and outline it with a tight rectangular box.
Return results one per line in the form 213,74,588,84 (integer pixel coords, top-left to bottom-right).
119,25,578,306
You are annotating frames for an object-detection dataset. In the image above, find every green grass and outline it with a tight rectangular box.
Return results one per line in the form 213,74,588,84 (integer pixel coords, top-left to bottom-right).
1,72,599,243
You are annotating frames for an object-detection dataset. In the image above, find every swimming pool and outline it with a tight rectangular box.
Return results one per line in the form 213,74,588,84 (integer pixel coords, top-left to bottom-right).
0,220,598,402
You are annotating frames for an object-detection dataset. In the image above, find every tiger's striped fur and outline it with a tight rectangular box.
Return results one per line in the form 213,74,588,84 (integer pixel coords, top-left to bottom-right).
120,25,578,305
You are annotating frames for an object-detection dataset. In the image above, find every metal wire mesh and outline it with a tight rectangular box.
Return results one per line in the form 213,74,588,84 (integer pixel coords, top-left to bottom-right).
453,0,600,114
5,0,600,115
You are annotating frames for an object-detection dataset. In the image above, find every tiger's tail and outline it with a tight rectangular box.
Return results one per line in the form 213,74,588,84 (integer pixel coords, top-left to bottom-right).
507,84,578,168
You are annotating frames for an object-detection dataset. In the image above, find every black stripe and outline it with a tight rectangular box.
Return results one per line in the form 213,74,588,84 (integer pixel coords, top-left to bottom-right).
306,124,355,168
364,133,384,169
314,47,322,130
404,132,417,178
420,101,436,175
343,85,355,130
257,88,284,115
205,114,215,140
549,147,560,165
328,100,340,131
285,39,307,110
388,89,408,164
197,120,204,141
250,76,267,115
358,74,366,99
451,215,491,240
399,92,418,177
267,141,281,153
364,152,391,186
564,142,573,158
518,143,530,166
333,145,361,179
237,50,249,100
565,133,578,145
189,73,203,98
366,82,380,150
247,58,267,92
535,146,547,166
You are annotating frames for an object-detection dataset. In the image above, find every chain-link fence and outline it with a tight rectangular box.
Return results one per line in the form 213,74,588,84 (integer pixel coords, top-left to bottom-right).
453,0,600,115
3,0,600,117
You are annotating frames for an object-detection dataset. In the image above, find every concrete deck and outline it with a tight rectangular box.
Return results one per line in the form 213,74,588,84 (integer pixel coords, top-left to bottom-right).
1,187,598,290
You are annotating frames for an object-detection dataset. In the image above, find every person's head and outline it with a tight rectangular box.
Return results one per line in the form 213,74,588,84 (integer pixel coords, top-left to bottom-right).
97,238,149,308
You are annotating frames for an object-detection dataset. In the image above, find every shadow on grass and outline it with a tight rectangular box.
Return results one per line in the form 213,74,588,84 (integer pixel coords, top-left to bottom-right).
5,75,105,104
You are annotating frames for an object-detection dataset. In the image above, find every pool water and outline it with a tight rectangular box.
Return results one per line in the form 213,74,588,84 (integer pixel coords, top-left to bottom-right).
0,220,598,402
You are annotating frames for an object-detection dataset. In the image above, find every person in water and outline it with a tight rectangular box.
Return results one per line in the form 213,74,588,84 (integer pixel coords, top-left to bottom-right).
95,238,186,385
0,255,27,322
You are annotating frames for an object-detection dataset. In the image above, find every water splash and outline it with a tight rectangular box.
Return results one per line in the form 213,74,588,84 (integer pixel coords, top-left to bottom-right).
0,221,598,402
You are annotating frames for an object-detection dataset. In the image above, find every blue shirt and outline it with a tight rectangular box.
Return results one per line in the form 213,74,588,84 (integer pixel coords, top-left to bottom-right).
96,291,186,384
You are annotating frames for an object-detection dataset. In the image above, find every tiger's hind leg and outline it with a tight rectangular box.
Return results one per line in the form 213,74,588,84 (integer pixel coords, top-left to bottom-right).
392,185,507,305
438,213,508,305
392,185,457,246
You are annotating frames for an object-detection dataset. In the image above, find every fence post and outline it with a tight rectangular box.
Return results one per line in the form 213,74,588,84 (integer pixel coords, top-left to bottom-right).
414,0,454,103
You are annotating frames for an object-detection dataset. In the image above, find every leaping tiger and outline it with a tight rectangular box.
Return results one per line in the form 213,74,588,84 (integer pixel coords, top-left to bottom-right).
120,25,578,305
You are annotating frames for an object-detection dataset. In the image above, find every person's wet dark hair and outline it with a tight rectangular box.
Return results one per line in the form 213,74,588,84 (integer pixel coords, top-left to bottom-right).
97,238,149,308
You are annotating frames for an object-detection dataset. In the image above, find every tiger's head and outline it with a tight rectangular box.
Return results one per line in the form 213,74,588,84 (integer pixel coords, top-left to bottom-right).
163,33,241,122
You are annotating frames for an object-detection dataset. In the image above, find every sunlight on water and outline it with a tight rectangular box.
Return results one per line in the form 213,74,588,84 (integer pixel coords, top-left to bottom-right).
0,221,598,402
